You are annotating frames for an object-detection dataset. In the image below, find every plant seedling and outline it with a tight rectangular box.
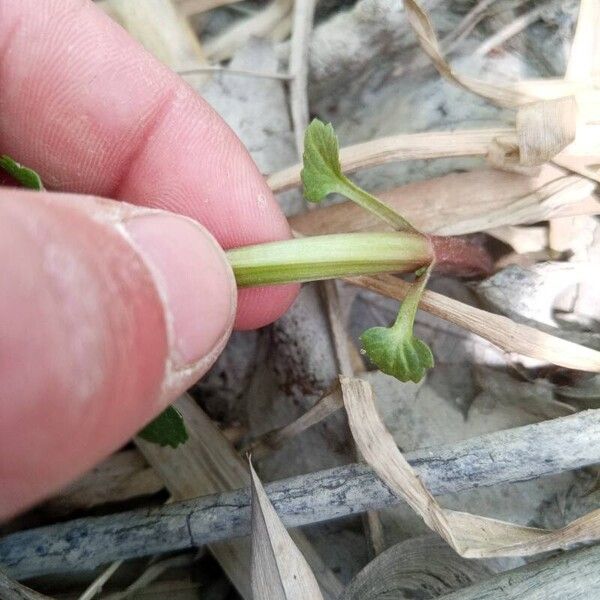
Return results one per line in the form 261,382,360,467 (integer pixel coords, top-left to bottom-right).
2,120,485,446
228,119,437,383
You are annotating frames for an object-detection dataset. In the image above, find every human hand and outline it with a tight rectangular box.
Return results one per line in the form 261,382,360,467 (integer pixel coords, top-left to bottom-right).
0,0,298,519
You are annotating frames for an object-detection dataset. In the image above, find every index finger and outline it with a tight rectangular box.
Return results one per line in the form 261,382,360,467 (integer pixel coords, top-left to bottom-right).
0,0,297,328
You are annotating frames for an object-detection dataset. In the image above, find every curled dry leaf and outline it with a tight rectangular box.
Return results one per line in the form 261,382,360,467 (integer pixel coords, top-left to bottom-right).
340,376,600,558
517,97,577,166
249,460,324,600
490,97,578,171
341,536,491,600
405,0,591,178
402,0,533,108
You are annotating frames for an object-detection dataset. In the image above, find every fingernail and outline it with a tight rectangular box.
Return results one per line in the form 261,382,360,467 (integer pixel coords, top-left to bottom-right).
124,214,236,369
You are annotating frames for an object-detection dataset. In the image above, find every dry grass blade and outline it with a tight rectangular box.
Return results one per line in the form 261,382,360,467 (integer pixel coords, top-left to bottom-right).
77,561,123,600
203,0,293,62
517,97,577,167
104,0,208,86
341,376,600,558
474,5,545,57
176,0,240,17
103,555,195,600
245,385,343,460
267,128,511,193
430,174,593,234
347,274,600,372
249,460,324,600
402,0,533,108
0,570,51,600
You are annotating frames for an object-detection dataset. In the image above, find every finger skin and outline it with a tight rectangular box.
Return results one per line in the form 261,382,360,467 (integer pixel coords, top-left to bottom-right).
0,0,298,329
0,190,234,520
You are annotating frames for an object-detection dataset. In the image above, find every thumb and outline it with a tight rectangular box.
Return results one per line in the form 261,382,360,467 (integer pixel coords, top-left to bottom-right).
0,189,236,519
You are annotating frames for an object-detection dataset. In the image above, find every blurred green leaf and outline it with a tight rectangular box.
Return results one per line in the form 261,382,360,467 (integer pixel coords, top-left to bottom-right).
138,406,188,448
0,155,44,190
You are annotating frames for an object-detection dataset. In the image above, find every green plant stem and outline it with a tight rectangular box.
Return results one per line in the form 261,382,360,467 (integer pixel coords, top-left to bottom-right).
226,232,433,287
338,178,417,233
393,264,433,334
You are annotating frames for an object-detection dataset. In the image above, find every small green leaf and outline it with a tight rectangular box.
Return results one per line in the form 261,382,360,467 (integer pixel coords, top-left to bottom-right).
301,119,344,203
360,326,434,383
360,265,434,383
300,120,416,232
137,406,188,448
0,155,44,190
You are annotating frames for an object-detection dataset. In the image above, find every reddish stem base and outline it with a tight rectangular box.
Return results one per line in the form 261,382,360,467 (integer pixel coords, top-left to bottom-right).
430,235,494,278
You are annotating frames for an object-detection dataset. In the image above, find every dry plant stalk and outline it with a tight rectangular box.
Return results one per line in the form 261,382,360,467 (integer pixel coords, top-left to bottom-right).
267,128,511,193
103,555,195,600
341,376,600,558
288,0,316,156
249,461,325,600
78,560,123,600
347,274,600,372
269,121,584,195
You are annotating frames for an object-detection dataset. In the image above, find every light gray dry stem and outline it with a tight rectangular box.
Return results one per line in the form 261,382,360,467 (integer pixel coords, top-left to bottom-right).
2,409,600,579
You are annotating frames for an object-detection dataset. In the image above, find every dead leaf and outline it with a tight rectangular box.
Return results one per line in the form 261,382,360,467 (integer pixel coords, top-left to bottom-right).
341,376,600,558
249,459,325,600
